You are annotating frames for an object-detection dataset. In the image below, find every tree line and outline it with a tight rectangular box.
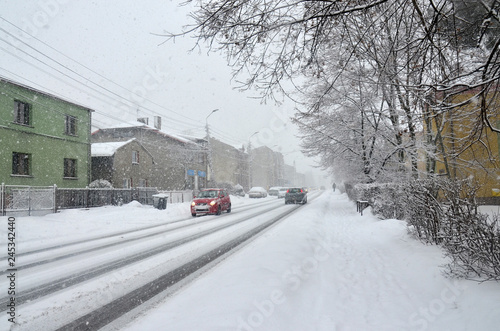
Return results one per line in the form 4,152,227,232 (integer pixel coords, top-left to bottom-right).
166,0,500,280
167,0,500,183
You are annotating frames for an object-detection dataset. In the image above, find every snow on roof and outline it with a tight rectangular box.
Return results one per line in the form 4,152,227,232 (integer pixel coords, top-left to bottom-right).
91,138,136,157
102,120,195,145
0,76,95,112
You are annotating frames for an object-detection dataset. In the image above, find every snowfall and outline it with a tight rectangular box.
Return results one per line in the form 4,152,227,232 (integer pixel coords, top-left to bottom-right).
1,190,500,331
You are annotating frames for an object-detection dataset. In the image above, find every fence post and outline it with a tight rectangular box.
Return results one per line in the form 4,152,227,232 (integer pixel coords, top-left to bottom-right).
28,186,31,216
1,183,4,216
53,184,57,214
86,187,89,208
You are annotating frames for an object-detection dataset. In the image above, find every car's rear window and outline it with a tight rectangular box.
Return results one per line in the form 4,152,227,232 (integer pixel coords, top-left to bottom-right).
289,188,301,193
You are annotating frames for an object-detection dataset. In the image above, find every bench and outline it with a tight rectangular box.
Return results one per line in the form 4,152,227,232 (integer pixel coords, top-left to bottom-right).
356,200,370,216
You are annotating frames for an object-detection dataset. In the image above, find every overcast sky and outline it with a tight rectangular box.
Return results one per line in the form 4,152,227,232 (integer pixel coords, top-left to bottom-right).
0,0,327,181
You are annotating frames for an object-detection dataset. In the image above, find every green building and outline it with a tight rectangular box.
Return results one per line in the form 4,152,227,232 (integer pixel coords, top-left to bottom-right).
0,77,93,188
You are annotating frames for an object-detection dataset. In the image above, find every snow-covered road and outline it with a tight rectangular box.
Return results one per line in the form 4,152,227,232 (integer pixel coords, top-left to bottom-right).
1,191,499,331
0,193,314,330
118,191,500,331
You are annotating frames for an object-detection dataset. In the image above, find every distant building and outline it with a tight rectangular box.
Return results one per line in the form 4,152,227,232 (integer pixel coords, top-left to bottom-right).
91,119,206,190
250,146,285,189
91,138,154,188
0,77,93,188
209,137,249,190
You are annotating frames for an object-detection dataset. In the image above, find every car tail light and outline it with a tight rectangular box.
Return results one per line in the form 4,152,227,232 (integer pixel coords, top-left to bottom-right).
299,189,303,193
286,189,290,193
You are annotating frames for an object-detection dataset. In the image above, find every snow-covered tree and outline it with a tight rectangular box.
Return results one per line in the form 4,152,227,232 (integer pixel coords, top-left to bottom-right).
169,0,500,182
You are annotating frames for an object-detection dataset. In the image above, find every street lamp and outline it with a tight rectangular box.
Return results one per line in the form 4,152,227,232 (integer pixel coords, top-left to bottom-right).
205,109,219,128
205,109,219,186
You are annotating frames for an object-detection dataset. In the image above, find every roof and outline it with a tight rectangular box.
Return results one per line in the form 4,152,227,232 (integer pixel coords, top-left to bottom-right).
0,76,95,112
96,121,199,146
91,138,136,157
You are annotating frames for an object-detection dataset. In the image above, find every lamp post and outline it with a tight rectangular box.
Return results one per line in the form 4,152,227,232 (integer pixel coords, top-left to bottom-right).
205,109,219,187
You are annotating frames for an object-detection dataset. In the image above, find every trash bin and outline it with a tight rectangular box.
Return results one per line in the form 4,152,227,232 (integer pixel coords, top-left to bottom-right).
153,194,168,210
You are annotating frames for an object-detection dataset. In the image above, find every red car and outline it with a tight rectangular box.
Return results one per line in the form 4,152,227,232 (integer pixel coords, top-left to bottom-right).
191,189,231,217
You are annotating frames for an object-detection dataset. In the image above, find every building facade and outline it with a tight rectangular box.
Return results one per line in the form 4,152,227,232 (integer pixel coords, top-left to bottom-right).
250,146,285,189
0,77,93,188
428,87,500,199
91,138,154,188
209,137,249,189
91,120,206,190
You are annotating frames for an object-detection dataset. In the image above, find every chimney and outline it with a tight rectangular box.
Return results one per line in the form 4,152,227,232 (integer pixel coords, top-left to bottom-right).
137,117,149,125
154,116,161,130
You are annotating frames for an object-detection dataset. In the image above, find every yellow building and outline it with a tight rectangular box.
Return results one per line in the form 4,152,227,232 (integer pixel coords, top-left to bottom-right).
428,87,500,200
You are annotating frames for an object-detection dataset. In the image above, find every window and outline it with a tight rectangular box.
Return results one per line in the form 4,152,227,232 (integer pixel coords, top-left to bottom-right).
14,100,31,126
123,178,130,188
132,150,139,164
138,179,147,187
65,115,77,136
64,158,77,178
12,152,31,176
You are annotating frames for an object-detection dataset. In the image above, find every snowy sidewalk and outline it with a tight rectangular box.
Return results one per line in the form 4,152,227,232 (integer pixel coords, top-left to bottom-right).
120,191,500,331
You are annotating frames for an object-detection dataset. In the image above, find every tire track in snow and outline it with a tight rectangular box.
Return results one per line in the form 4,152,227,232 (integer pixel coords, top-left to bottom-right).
0,201,287,311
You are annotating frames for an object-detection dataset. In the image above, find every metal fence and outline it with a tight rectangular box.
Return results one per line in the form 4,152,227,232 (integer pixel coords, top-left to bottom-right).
1,184,56,216
158,190,193,204
56,187,159,209
0,184,199,216
1,184,161,216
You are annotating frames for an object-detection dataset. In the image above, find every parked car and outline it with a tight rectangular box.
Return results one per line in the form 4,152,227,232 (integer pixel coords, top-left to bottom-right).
285,187,307,204
191,188,231,216
248,187,268,198
278,187,288,199
231,184,246,197
268,187,281,196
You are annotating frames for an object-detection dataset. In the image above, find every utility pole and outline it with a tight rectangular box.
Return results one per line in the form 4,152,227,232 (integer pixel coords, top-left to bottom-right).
247,131,259,190
205,109,219,187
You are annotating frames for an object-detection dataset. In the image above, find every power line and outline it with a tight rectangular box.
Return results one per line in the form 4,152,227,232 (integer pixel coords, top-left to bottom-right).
0,18,181,113
0,42,198,134
0,28,203,132
0,18,255,148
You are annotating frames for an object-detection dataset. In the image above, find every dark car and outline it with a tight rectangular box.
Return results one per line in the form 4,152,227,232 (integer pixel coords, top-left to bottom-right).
191,189,231,216
285,187,307,204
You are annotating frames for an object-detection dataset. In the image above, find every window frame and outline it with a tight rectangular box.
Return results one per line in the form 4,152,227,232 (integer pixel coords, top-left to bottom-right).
12,152,32,176
13,100,31,126
132,150,139,164
63,158,78,179
64,115,78,136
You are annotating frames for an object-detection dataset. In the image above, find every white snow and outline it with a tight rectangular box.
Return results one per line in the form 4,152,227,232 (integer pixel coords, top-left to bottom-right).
91,139,137,157
1,191,499,331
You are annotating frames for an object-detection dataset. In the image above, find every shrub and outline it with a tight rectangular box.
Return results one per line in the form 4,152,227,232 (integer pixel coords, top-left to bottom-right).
353,178,500,280
88,179,113,188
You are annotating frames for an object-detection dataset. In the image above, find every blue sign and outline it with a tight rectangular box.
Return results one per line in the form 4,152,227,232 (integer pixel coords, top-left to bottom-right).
198,170,206,178
187,169,195,176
